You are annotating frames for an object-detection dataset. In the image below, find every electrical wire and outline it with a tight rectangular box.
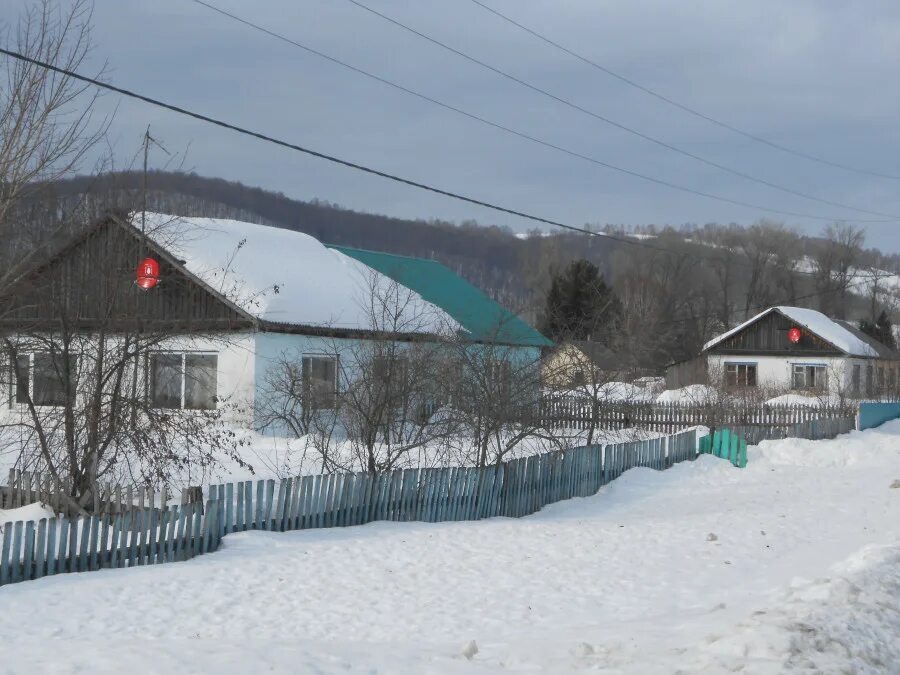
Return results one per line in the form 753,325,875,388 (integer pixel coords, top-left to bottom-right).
345,0,900,221
469,0,900,182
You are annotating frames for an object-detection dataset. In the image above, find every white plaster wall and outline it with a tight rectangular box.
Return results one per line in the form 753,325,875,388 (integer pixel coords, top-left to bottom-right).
707,354,858,397
0,333,257,428
161,333,257,426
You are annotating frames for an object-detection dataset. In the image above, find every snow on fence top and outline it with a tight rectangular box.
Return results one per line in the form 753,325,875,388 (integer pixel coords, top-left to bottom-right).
703,306,879,357
137,213,454,332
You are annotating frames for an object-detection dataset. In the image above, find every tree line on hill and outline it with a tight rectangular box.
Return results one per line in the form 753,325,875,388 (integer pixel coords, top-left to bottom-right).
14,170,897,370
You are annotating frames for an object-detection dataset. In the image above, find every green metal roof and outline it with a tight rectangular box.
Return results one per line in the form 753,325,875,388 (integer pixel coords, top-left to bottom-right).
328,245,553,348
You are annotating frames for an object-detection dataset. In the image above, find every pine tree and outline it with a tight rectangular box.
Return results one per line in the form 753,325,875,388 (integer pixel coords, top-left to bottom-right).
539,259,621,344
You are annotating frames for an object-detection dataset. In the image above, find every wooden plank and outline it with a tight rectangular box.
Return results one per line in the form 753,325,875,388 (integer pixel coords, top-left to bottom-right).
87,516,99,571
278,478,292,532
235,481,245,532
298,475,312,529
192,502,203,558
172,507,185,562
263,480,275,531
307,474,325,529
287,476,302,530
22,521,35,581
34,519,47,579
10,522,23,583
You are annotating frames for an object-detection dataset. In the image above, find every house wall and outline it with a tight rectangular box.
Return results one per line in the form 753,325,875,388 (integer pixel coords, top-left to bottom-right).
706,353,863,397
0,332,257,427
253,331,542,437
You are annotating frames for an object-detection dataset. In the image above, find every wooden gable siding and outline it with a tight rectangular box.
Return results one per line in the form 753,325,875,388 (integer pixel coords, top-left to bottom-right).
708,310,842,356
0,216,254,332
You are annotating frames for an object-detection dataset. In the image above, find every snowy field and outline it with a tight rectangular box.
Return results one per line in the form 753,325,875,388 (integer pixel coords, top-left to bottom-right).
0,423,898,673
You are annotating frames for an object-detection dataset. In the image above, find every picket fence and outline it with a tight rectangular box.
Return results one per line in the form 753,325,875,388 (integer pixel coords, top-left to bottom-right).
0,429,698,589
540,398,854,434
727,415,856,445
0,469,202,515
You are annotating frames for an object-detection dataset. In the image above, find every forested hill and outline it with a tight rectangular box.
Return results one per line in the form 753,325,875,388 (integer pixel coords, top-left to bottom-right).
43,170,625,312
39,171,900,368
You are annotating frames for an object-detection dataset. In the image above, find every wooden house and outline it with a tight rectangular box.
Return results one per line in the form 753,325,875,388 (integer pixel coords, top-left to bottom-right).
696,306,900,398
0,212,551,432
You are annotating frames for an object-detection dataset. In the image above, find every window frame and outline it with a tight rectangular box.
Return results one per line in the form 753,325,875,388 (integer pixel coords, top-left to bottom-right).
148,351,219,411
791,363,827,391
301,353,339,410
724,361,757,388
9,351,77,408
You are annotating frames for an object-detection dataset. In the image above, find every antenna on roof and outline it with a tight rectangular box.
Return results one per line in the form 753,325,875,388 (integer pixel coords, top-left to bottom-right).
135,127,171,291
141,125,171,250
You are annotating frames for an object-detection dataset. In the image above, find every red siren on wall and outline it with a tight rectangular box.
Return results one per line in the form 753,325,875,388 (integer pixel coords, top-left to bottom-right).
788,326,802,344
136,257,160,290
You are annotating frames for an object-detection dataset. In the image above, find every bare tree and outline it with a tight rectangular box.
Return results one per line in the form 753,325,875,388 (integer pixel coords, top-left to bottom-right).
813,223,865,319
0,212,251,514
0,0,109,284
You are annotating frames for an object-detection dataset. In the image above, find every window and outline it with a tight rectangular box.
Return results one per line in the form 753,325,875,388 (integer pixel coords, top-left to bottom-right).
852,364,861,397
866,365,874,397
490,359,513,396
302,355,338,409
372,354,409,389
724,362,757,388
12,352,76,407
150,352,218,410
792,364,827,391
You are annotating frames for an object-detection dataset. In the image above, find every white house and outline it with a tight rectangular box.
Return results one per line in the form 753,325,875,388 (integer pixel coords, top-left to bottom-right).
699,306,900,399
0,212,551,433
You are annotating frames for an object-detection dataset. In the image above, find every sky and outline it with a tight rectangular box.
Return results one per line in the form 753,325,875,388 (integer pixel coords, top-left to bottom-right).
5,0,900,252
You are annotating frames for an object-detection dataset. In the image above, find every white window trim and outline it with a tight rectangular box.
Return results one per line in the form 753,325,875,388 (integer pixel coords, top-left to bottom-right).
149,351,219,411
9,351,78,409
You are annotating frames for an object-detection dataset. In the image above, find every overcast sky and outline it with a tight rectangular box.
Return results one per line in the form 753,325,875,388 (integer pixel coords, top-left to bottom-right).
6,0,900,251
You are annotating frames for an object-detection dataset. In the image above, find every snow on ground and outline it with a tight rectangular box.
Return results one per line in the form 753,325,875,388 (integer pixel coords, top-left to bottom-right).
0,502,55,527
1,423,898,673
764,393,832,407
655,383,721,404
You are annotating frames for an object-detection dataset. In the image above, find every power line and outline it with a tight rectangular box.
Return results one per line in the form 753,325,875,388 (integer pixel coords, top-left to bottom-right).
345,0,900,221
0,45,691,252
0,44,879,273
470,0,900,183
1,51,879,333
183,2,893,226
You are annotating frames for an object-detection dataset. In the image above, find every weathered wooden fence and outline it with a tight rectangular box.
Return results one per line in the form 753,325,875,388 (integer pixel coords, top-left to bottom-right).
539,398,858,434
0,429,698,589
0,470,202,515
727,415,856,444
0,499,221,587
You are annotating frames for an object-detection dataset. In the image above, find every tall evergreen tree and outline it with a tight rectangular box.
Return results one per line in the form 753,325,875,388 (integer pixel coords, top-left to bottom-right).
540,259,621,343
859,310,896,350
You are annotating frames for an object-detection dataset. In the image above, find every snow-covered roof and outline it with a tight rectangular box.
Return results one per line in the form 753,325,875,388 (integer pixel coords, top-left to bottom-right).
702,306,879,357
136,213,452,332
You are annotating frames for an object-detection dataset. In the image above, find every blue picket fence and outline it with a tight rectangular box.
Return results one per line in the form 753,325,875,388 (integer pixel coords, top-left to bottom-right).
0,429,698,589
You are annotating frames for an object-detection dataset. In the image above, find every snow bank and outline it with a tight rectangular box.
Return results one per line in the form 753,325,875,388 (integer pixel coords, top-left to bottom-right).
655,384,720,404
765,393,826,406
686,543,900,672
0,502,55,528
